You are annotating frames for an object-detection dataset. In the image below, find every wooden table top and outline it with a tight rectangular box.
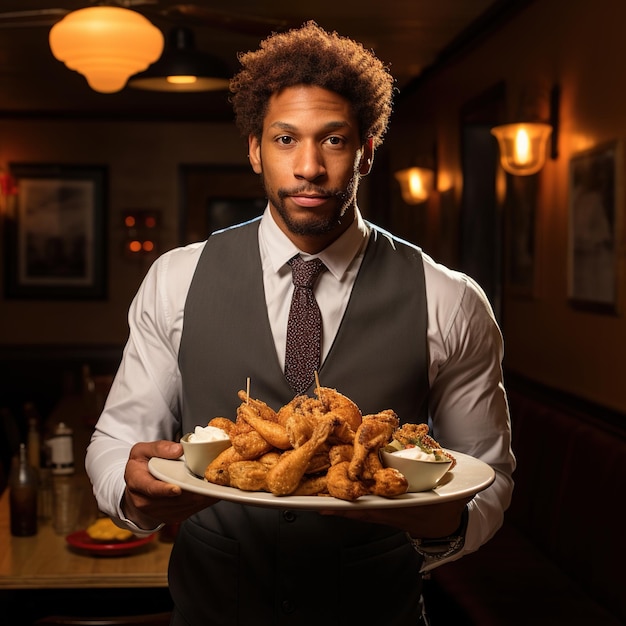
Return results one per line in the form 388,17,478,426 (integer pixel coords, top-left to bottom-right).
0,394,173,590
0,485,172,589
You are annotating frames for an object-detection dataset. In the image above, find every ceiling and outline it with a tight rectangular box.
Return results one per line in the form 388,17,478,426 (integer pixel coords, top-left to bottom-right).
0,0,518,121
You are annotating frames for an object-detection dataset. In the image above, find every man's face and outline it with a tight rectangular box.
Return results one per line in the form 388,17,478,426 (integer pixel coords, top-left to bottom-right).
248,85,372,253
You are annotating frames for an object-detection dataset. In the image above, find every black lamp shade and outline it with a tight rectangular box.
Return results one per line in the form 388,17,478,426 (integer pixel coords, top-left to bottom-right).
128,27,231,92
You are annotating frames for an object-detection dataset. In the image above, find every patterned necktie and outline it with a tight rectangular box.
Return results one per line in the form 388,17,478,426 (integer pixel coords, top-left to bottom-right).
285,255,327,394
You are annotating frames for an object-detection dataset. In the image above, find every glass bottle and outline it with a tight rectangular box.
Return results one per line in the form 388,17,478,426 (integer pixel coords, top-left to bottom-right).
25,403,42,472
9,443,38,536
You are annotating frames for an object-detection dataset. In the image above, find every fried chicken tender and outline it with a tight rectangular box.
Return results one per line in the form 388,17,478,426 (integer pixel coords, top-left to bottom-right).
361,450,384,480
393,422,456,467
282,396,324,446
314,387,362,431
231,429,274,459
238,403,291,450
204,446,245,486
349,410,399,480
393,423,430,447
207,417,237,437
328,443,353,465
228,461,270,491
369,467,409,497
305,449,331,474
237,390,279,423
326,461,369,501
282,394,357,448
266,416,339,496
292,474,328,496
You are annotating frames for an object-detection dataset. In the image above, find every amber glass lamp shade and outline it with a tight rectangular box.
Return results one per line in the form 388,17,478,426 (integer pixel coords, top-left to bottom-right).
491,122,553,176
394,167,434,204
49,6,164,93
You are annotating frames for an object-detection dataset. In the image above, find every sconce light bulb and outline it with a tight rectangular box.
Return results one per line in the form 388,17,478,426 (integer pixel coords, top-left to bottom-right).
394,167,434,204
491,122,552,176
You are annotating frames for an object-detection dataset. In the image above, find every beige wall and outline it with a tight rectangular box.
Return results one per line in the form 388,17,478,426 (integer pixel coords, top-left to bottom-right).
384,0,626,412
0,120,248,345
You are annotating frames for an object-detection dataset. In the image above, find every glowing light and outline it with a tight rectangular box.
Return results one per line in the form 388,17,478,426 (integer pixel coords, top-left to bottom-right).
49,6,164,93
491,123,552,176
394,167,434,204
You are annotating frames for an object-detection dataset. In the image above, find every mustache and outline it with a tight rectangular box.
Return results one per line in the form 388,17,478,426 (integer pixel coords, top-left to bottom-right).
277,185,348,200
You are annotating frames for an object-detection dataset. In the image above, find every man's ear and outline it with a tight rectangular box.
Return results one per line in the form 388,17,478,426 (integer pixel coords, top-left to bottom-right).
248,134,262,174
359,138,374,175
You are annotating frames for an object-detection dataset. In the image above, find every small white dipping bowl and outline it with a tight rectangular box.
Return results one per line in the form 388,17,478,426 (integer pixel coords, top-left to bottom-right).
180,433,231,477
380,449,452,492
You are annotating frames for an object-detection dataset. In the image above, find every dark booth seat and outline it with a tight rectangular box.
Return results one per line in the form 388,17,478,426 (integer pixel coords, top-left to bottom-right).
425,375,626,626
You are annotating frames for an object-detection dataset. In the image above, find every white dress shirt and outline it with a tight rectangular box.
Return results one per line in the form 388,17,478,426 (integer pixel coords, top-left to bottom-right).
86,206,515,570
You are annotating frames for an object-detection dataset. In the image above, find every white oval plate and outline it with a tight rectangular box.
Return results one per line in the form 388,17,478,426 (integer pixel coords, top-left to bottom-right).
148,450,495,510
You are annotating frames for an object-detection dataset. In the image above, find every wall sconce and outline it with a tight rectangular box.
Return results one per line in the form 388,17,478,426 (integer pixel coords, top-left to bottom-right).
128,27,231,92
491,84,560,176
49,6,164,93
394,167,435,204
124,209,161,259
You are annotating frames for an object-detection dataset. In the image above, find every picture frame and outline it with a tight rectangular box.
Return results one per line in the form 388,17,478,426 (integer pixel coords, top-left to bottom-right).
179,164,265,244
3,163,107,299
567,141,623,314
503,173,539,298
205,197,267,234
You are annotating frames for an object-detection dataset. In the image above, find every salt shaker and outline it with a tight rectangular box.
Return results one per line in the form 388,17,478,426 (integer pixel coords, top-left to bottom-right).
48,422,75,476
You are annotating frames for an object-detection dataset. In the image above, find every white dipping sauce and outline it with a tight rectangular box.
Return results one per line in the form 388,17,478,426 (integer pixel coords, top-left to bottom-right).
188,425,230,442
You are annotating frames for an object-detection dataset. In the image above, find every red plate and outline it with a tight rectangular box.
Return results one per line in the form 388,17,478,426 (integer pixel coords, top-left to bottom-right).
66,529,155,556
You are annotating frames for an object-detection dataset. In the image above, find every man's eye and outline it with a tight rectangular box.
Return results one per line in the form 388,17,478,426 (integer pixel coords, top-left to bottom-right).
277,136,294,145
326,136,344,146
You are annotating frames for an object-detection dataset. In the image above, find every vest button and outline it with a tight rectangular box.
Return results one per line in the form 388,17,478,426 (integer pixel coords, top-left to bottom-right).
282,509,297,523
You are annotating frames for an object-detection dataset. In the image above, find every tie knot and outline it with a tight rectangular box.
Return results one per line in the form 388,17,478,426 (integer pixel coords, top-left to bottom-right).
288,255,326,288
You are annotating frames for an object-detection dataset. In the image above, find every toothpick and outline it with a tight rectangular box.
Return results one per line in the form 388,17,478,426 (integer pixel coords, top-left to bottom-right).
314,371,321,398
246,377,250,404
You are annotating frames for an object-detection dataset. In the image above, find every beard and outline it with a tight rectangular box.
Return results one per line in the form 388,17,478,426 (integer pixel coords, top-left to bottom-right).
261,171,360,237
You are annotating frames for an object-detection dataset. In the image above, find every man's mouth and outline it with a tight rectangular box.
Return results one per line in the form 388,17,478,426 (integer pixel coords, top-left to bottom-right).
289,194,330,208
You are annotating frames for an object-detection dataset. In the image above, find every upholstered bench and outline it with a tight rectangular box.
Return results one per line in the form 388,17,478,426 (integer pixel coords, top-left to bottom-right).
424,378,626,625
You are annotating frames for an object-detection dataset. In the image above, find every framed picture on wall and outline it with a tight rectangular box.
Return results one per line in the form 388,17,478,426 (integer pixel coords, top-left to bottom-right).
567,141,623,314
3,163,107,299
179,165,265,244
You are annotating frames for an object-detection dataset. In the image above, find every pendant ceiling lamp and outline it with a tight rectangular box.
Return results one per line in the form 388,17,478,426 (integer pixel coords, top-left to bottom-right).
49,5,164,94
128,27,231,92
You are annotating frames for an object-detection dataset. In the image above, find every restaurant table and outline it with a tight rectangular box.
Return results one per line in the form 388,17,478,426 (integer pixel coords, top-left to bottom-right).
0,391,173,590
0,393,175,623
0,484,172,589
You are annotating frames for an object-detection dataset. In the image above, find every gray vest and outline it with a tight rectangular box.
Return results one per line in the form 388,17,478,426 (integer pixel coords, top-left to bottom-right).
171,218,429,625
179,218,428,427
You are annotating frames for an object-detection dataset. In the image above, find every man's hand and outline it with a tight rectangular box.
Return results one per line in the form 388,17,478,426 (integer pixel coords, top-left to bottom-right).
122,440,218,529
321,496,471,538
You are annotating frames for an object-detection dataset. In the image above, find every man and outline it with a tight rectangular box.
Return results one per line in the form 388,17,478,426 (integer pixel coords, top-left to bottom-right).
86,21,515,625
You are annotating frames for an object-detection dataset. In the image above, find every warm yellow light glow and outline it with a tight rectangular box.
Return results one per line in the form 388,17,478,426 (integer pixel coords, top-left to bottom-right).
167,75,197,85
491,123,552,176
394,167,434,204
49,6,164,94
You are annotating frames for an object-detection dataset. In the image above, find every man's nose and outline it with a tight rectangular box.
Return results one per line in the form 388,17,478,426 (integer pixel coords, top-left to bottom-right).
294,142,326,180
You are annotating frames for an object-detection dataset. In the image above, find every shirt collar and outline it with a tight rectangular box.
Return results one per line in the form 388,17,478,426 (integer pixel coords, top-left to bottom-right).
259,205,370,280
